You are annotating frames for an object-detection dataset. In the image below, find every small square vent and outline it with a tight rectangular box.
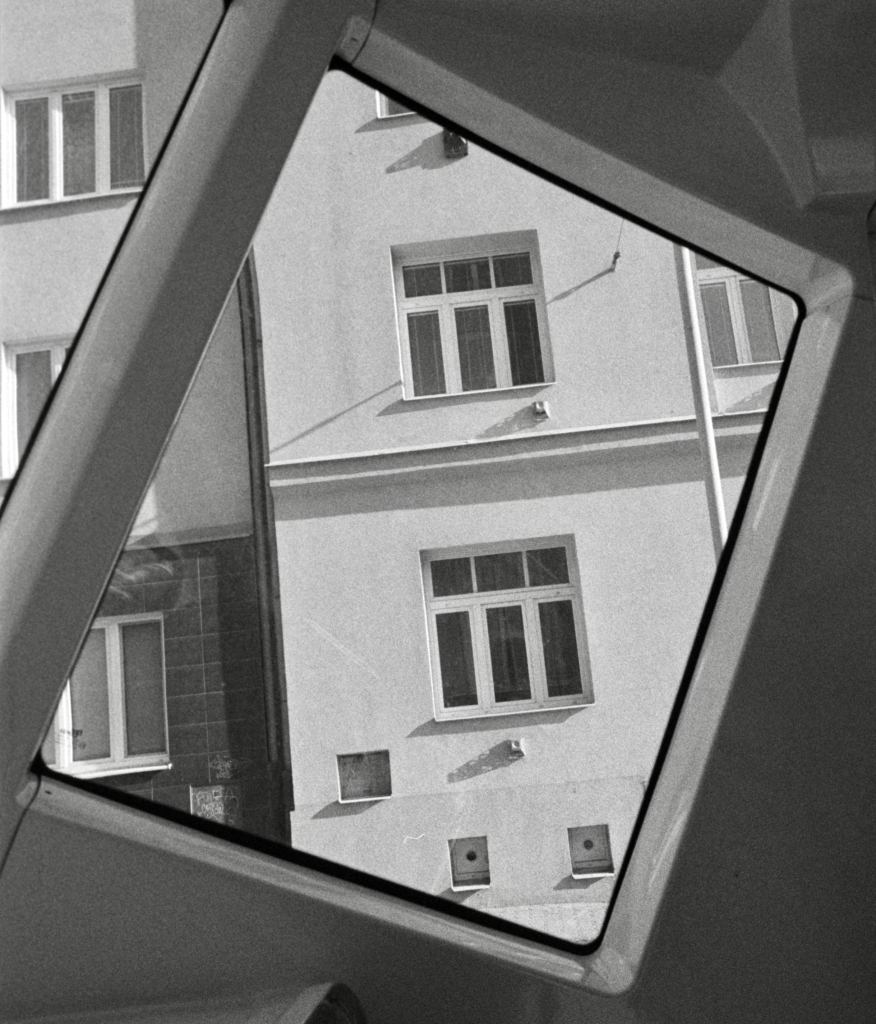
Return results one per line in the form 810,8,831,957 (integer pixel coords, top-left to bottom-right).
568,824,614,877
448,835,490,890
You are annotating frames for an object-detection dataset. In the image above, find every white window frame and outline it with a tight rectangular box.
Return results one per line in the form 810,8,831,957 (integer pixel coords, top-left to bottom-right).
695,262,792,367
423,537,593,722
375,91,415,119
335,749,393,803
0,337,70,479
43,612,170,779
1,77,146,208
392,231,554,399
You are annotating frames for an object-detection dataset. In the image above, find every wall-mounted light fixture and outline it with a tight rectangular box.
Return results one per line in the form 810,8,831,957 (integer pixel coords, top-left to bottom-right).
442,129,468,159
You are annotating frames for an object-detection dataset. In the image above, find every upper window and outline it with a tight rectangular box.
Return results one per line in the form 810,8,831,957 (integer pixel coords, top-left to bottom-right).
423,538,592,721
392,231,553,398
376,92,414,118
42,614,169,778
1,339,69,479
695,254,793,367
2,80,145,207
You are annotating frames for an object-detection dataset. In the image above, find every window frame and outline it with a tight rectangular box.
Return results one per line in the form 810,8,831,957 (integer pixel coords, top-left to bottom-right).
392,231,554,399
694,261,791,367
423,537,593,722
43,612,170,779
0,337,70,479
375,91,415,118
0,77,146,209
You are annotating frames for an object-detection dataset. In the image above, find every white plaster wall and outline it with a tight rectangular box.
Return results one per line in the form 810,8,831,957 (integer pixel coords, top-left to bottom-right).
256,72,698,464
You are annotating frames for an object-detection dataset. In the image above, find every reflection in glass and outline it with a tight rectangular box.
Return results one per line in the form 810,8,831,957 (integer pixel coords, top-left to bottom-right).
455,306,496,390
436,612,478,707
16,98,50,202
63,91,96,196
70,630,111,762
539,600,583,696
486,605,532,702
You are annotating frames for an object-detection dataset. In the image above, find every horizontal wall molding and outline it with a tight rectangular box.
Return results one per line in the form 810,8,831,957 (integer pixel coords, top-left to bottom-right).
268,412,765,490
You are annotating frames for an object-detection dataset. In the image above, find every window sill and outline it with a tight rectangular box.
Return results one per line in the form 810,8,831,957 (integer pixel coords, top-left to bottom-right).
435,697,591,723
337,794,392,804
403,381,554,403
450,883,490,892
571,871,614,880
0,187,143,216
48,758,171,780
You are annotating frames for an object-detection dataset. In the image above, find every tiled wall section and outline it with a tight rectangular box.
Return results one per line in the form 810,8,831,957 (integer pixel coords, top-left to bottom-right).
96,535,287,841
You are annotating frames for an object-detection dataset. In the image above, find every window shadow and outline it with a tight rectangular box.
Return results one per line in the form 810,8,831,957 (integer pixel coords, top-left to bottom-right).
386,132,452,174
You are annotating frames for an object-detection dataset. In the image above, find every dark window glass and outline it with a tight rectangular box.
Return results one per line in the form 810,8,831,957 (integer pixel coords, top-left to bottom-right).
70,630,110,761
740,280,780,362
337,750,392,800
431,557,473,597
16,97,50,201
539,600,583,696
436,612,478,707
486,605,531,702
403,263,443,297
62,91,96,196
109,84,145,188
384,96,412,117
504,300,545,385
16,350,53,458
122,620,166,756
526,547,569,586
475,551,525,591
700,282,738,366
455,306,496,391
493,252,533,287
408,312,446,395
445,257,491,292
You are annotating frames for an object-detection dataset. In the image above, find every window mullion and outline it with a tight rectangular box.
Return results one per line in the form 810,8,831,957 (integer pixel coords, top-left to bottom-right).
727,278,752,362
106,623,125,762
527,597,548,703
50,93,63,201
491,296,512,389
96,85,109,193
442,303,462,393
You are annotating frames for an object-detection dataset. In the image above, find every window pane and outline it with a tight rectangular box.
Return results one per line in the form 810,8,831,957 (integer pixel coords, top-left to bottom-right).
122,620,166,756
337,750,392,800
431,557,473,596
486,605,532,702
16,97,49,201
109,84,145,189
700,282,738,366
445,257,491,292
403,263,443,297
62,91,96,196
526,547,569,586
70,630,110,761
539,600,583,696
740,280,781,362
475,551,525,591
16,350,53,459
435,612,478,707
455,306,496,391
503,300,545,385
384,97,412,117
493,252,533,287
407,311,446,395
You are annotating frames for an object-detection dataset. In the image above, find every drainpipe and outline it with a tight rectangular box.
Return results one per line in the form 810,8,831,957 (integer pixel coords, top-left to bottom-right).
681,247,727,560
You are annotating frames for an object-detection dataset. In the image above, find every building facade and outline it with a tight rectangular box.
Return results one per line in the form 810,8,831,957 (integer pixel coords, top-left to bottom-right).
0,0,290,842
251,72,792,940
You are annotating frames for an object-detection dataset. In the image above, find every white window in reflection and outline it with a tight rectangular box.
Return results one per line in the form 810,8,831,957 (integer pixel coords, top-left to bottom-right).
2,81,145,206
393,232,553,397
43,614,169,778
695,254,795,367
424,539,593,720
1,339,69,478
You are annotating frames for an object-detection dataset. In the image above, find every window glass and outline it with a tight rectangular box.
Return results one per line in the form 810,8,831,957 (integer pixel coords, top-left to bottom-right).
62,91,96,196
33,65,800,950
16,98,50,201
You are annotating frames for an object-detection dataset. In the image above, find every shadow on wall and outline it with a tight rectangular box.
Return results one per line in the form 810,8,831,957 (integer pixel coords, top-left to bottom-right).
447,741,527,784
386,132,453,173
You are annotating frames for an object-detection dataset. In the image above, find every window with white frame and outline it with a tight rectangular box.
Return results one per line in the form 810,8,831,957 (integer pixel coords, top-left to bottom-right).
1,339,69,478
423,538,592,721
393,231,553,398
695,254,796,367
336,750,392,802
2,80,145,207
375,92,414,118
42,614,169,778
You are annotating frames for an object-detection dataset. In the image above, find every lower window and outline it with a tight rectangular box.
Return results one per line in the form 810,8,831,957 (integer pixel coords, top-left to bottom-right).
42,613,169,777
423,538,593,720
